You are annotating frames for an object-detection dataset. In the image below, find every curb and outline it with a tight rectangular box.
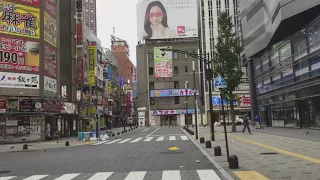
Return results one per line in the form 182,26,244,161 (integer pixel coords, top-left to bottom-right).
181,128,234,180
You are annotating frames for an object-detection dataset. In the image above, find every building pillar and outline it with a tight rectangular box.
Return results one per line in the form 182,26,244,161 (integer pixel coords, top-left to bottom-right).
248,59,259,121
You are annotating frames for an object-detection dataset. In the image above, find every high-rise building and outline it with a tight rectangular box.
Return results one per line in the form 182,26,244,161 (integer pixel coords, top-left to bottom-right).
83,0,97,35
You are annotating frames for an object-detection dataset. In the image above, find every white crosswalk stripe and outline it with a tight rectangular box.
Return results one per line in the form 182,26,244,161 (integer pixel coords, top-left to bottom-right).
156,136,165,141
181,135,188,140
169,136,176,140
143,137,153,141
92,140,109,145
0,169,222,180
118,138,132,143
90,136,190,145
105,139,122,144
131,137,143,143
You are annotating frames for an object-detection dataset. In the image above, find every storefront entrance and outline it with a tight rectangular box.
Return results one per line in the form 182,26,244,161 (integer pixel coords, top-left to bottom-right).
160,115,177,126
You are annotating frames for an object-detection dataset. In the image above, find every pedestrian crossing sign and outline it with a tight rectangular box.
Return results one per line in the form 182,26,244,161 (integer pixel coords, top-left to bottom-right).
214,75,227,89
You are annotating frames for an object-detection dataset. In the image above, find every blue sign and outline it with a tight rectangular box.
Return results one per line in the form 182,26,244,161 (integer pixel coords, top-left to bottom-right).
214,75,227,89
150,89,199,97
120,76,124,87
212,96,237,106
107,66,111,80
133,81,138,97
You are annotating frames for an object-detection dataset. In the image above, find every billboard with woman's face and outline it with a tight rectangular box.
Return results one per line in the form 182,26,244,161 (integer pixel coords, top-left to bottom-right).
136,0,198,41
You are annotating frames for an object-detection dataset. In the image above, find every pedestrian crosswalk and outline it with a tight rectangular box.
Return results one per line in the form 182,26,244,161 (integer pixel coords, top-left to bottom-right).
0,169,221,180
92,135,189,146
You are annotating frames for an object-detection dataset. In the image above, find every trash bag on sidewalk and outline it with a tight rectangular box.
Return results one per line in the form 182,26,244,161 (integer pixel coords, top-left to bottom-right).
100,134,110,141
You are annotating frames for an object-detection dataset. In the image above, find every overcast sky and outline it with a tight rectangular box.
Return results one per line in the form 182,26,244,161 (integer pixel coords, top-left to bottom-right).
96,0,138,66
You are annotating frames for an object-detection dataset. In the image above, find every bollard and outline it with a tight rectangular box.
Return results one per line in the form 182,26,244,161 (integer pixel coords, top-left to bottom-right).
112,133,115,137
200,137,205,144
214,146,221,156
125,130,127,133
229,155,239,169
117,132,120,135
23,144,28,150
191,131,194,135
122,131,124,134
129,129,131,131
65,141,69,146
205,140,211,148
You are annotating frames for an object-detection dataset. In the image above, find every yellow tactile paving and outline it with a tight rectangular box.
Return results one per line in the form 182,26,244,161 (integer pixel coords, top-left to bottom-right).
233,171,270,180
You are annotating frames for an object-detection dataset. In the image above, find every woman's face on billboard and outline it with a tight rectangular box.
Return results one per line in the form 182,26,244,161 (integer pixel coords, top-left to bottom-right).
148,6,163,26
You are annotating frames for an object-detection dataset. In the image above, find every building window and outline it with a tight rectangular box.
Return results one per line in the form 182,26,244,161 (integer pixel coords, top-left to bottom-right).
174,81,179,88
149,82,154,89
149,67,153,75
173,52,178,59
174,66,178,74
185,65,188,73
292,31,307,61
174,97,179,104
147,53,153,61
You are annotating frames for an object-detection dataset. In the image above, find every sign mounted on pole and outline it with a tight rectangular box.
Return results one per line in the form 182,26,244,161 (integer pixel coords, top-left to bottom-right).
214,75,227,89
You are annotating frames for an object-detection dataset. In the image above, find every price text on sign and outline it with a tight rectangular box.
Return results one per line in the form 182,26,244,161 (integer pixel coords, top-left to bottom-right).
0,36,39,72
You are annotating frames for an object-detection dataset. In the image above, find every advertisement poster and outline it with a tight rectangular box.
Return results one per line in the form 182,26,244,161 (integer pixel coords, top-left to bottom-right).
44,43,57,77
95,63,103,81
76,48,84,84
16,0,41,6
44,76,57,93
0,72,39,89
0,36,40,72
0,2,40,39
154,47,172,78
136,0,198,41
45,0,57,17
88,42,97,86
150,89,198,97
44,12,57,47
240,95,251,107
132,67,137,83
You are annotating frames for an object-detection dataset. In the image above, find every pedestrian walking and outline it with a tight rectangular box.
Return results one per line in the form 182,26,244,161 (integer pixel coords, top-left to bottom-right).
243,114,252,134
169,118,172,127
254,114,261,129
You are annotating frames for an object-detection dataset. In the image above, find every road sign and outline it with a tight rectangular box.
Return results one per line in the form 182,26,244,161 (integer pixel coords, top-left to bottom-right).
214,75,227,89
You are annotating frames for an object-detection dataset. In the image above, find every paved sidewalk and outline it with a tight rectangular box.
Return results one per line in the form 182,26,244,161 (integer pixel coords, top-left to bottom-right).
190,126,320,180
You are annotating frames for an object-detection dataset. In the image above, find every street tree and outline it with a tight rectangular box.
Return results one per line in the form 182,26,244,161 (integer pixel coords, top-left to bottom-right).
212,11,243,132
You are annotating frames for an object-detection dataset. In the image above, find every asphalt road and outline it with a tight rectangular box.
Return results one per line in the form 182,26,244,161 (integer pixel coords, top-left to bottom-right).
0,126,225,179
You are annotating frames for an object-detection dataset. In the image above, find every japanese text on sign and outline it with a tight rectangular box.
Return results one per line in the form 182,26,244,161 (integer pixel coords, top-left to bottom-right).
88,42,97,86
44,43,57,77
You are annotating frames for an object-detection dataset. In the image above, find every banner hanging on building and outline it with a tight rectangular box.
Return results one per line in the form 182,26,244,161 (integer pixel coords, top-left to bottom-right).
88,42,97,86
44,12,57,47
154,47,173,78
0,72,39,89
150,89,199,97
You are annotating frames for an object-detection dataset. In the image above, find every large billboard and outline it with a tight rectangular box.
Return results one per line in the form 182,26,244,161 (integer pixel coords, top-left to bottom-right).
0,1,40,39
136,0,198,41
150,89,199,97
88,42,97,86
154,46,172,78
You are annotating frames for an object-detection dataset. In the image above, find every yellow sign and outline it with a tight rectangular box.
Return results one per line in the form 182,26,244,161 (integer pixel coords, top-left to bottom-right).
44,12,57,47
108,82,112,93
88,42,97,86
0,1,40,39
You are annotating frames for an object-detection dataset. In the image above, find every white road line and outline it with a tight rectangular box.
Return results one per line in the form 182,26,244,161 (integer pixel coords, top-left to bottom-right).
105,139,122,144
149,134,185,137
131,137,143,143
197,170,221,180
92,140,109,145
169,136,176,140
118,138,132,144
87,172,113,180
181,135,189,140
0,177,16,180
124,171,147,180
156,136,164,141
54,173,80,180
144,137,153,142
142,128,150,132
162,170,181,180
23,175,48,180
146,127,160,137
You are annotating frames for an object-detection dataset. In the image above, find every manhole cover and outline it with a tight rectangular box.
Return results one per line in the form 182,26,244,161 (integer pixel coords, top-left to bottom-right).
0,171,11,174
260,152,278,155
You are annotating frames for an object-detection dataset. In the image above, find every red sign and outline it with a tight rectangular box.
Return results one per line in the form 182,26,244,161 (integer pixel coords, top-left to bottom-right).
126,92,131,113
0,36,39,72
76,57,83,84
44,43,57,77
45,0,57,17
0,99,6,113
240,95,251,107
16,0,40,6
76,25,83,46
154,62,173,78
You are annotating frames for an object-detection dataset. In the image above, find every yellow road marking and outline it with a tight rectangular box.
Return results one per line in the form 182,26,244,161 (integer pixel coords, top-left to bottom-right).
228,134,320,164
233,171,269,180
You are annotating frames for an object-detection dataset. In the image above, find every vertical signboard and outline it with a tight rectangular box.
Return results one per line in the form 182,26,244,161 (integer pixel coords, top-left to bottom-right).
76,0,83,85
88,42,97,86
154,47,173,78
120,76,124,87
76,0,83,46
126,91,131,113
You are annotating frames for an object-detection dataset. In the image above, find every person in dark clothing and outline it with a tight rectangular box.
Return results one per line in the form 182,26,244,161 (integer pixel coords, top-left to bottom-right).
243,114,252,134
169,118,172,127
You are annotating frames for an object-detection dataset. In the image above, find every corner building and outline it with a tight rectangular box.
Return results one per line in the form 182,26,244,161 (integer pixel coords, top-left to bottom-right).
240,0,320,128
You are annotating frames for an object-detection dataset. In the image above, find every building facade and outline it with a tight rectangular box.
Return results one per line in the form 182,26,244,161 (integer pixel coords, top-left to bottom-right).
240,0,320,128
83,0,97,35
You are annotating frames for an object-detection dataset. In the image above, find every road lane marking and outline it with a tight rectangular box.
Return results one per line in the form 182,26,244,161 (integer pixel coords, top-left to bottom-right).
142,128,150,132
146,127,160,137
144,137,153,141
233,171,269,180
149,134,185,136
197,170,220,180
105,139,122,144
87,172,113,180
169,136,176,140
54,173,80,180
118,138,132,144
23,175,48,180
229,134,320,164
124,171,147,180
92,140,109,145
162,170,181,180
156,136,164,141
131,137,142,143
181,135,188,140
0,177,16,180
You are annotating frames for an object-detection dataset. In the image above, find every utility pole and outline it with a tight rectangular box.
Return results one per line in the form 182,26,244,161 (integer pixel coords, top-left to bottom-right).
185,81,188,128
206,52,215,141
192,61,198,139
95,76,98,139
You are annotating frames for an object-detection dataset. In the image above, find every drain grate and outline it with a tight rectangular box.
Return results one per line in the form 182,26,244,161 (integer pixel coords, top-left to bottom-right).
260,152,278,155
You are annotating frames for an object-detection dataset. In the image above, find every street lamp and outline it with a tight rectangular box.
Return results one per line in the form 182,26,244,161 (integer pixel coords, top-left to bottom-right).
192,61,199,139
184,81,188,128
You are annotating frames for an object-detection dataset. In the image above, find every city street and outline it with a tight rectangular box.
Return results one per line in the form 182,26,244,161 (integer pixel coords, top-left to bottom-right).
0,127,225,179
